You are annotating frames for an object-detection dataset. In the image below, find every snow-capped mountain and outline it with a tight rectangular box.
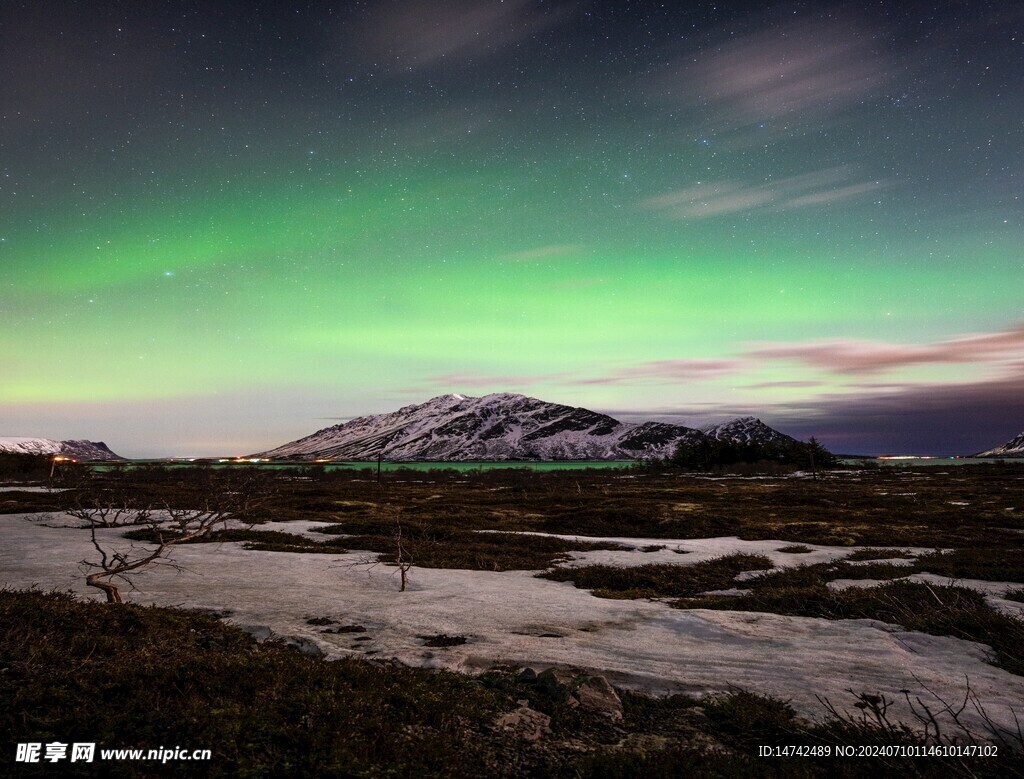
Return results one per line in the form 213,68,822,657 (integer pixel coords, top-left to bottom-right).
252,393,792,461
975,431,1024,458
0,437,123,460
703,416,797,446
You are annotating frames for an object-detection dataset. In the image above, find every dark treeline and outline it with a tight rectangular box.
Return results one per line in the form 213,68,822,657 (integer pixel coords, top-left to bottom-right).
661,437,839,472
0,452,60,480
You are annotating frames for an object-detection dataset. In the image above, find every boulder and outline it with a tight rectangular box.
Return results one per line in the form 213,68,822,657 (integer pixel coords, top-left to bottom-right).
493,706,552,741
573,675,623,722
535,667,623,722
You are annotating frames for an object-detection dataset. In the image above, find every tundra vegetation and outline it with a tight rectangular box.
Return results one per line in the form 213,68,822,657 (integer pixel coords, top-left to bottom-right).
2,455,1023,775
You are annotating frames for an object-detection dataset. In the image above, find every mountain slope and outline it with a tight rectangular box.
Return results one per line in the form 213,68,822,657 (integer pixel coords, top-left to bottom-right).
0,437,124,460
253,393,790,461
703,417,797,446
975,431,1024,458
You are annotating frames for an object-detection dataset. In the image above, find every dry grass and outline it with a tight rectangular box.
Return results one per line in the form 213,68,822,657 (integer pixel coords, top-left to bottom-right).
539,554,773,600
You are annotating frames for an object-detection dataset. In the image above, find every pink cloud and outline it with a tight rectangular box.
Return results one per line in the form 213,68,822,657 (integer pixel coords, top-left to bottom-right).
643,167,888,219
745,380,823,389
427,372,555,389
426,358,744,390
573,359,744,385
351,0,572,71
653,15,893,126
747,323,1024,374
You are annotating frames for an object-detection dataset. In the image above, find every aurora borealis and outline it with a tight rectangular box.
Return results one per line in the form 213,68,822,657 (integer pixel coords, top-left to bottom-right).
3,1,1022,456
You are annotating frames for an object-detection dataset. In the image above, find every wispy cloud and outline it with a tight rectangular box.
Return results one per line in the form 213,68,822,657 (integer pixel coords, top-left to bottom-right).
783,182,886,208
745,380,823,390
424,358,742,390
746,323,1024,374
593,369,1024,455
643,167,887,219
652,14,894,127
572,359,744,386
352,0,573,72
769,370,1024,455
427,371,562,389
644,184,774,219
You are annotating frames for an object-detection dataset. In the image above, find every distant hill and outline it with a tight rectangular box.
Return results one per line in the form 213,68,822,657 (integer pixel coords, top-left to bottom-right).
974,431,1024,458
703,416,797,446
0,437,123,461
251,393,795,461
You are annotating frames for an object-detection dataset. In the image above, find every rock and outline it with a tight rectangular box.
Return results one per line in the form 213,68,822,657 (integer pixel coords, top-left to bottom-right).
418,634,468,648
537,667,578,694
322,624,367,634
306,616,337,626
281,636,324,657
535,668,624,722
239,624,274,642
573,675,623,722
493,706,552,741
517,667,538,684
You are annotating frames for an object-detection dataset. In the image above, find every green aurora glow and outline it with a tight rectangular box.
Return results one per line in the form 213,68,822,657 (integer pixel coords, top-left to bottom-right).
3,2,1022,455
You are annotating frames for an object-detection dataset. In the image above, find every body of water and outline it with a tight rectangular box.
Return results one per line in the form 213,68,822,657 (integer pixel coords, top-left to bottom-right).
845,457,1018,467
86,457,1020,472
90,460,636,472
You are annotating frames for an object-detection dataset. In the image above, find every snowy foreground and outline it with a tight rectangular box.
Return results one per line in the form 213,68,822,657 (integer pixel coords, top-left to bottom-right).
3,513,1023,737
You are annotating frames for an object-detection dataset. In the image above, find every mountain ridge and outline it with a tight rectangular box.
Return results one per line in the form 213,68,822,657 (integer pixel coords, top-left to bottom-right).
252,393,796,461
0,437,124,460
975,431,1024,458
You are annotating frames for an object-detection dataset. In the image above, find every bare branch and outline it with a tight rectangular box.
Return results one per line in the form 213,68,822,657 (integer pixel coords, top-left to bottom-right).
77,469,277,603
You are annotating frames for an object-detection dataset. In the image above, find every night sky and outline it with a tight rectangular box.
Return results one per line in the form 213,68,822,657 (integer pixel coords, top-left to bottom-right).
3,1,1022,457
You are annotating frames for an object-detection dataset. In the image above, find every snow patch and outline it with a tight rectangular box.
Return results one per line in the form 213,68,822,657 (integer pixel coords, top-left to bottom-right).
2,514,1022,736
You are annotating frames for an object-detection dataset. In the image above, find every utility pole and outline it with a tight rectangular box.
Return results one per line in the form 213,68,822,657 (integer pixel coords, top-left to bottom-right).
49,455,69,485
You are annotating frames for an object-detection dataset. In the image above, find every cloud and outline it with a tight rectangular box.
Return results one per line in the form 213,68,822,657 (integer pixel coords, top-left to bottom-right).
572,359,744,386
426,371,561,388
652,14,894,127
745,380,823,390
643,167,887,219
596,369,1024,455
425,358,743,390
782,182,886,208
641,182,757,219
747,323,1024,374
351,0,572,71
772,370,1024,455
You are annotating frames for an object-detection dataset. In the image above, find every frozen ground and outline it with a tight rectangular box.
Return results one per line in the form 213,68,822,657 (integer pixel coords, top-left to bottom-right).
477,530,934,570
2,513,1022,737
